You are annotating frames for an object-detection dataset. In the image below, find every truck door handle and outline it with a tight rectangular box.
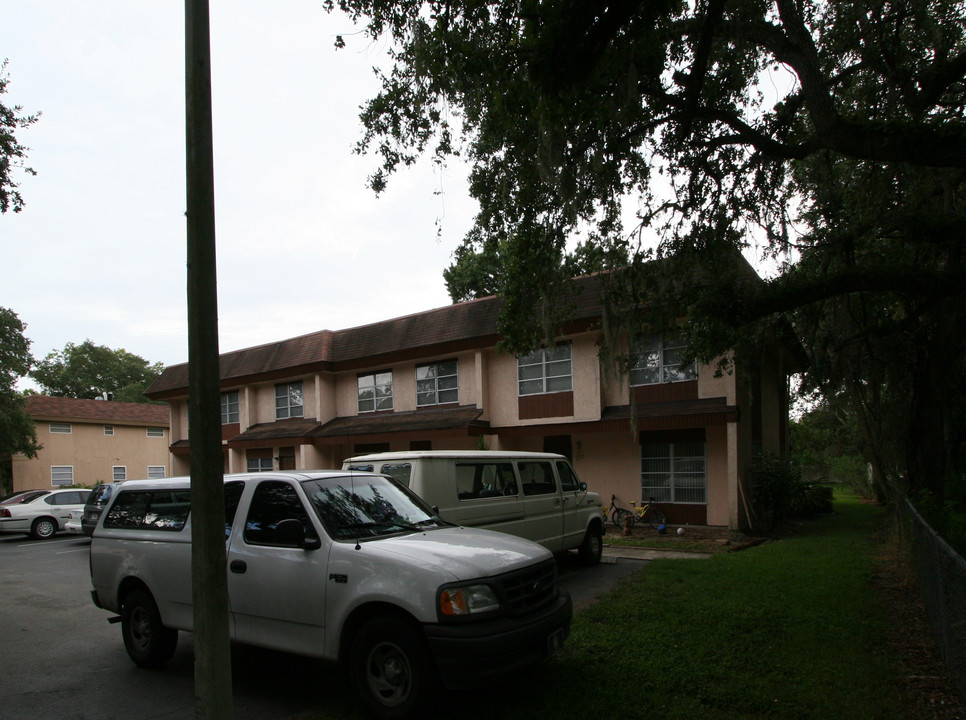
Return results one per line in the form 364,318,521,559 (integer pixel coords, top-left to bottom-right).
230,560,247,574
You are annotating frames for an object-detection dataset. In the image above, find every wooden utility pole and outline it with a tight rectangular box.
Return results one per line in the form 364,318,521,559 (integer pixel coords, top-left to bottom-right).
185,1,233,718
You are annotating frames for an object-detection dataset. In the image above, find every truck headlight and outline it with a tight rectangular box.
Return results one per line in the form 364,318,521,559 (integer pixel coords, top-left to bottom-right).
439,584,500,616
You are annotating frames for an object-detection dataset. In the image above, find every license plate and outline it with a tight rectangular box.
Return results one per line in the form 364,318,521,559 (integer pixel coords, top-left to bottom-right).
547,628,566,656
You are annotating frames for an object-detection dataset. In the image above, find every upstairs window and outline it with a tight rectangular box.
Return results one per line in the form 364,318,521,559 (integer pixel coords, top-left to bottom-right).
49,422,72,434
629,335,697,386
358,372,393,413
275,381,304,419
221,391,239,424
416,361,458,407
518,344,572,396
146,427,165,438
104,425,114,436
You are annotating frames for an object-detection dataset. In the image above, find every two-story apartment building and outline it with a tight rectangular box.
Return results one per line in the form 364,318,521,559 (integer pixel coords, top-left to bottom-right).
10,396,170,492
145,274,797,529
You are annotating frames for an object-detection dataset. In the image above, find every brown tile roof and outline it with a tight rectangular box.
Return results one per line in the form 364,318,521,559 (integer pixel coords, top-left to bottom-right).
146,274,608,399
25,395,170,426
312,406,488,440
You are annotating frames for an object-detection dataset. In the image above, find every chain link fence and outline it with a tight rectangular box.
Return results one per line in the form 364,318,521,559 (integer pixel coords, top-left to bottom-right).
895,496,966,703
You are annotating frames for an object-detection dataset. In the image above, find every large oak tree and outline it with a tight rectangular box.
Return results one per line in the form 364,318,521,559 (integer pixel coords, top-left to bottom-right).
327,0,965,499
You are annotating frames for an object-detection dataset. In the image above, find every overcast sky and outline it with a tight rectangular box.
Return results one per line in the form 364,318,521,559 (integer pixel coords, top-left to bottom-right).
2,1,477,376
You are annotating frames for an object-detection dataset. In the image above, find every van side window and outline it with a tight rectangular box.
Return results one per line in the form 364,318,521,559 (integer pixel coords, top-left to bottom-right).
457,462,517,500
556,461,580,492
518,461,557,496
244,481,318,547
103,490,191,532
379,463,412,488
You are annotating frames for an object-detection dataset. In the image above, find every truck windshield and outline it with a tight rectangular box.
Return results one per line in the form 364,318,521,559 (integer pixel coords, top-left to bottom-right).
301,474,444,541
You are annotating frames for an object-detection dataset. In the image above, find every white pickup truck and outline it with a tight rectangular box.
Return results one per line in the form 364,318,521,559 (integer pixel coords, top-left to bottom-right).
89,471,572,719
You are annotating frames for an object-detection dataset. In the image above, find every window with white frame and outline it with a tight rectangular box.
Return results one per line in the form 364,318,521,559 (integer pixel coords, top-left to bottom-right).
146,427,165,438
221,391,239,424
104,425,114,436
641,441,706,503
629,335,697,386
51,466,73,486
416,361,458,407
147,466,166,479
275,381,304,419
113,466,127,482
358,372,393,413
517,344,573,396
49,422,71,434
247,457,274,472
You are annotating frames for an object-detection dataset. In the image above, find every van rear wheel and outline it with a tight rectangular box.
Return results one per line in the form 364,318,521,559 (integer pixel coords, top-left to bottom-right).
122,588,178,668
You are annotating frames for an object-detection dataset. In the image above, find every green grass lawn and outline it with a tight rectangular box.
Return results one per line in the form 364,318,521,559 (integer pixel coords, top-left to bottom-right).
312,489,907,719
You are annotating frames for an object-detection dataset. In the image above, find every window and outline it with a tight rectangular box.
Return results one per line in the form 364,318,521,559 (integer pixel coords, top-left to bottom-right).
103,490,191,531
147,466,166,479
243,481,318,547
47,490,88,505
378,463,412,488
247,457,274,472
416,361,458,407
104,425,114,436
221,391,239,424
641,441,706,503
146,427,165,438
556,461,580,492
456,462,517,500
358,372,393,413
518,461,557,496
49,422,71,434
51,466,73,486
517,344,572,396
113,466,127,482
275,381,304,419
630,335,697,386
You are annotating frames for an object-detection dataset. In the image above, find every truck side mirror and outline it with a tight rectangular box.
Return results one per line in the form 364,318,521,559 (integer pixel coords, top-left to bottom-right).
275,518,321,550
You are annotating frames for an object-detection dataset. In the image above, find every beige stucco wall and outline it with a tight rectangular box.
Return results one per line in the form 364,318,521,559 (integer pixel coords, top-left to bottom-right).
12,421,170,492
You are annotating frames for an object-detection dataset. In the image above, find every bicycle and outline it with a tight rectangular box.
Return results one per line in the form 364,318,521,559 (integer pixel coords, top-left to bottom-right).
610,495,668,530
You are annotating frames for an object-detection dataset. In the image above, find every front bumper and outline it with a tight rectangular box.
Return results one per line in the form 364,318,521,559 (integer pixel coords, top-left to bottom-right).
423,590,572,689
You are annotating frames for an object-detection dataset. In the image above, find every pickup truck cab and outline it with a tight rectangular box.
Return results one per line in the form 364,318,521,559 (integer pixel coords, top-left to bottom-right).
343,451,605,565
89,471,571,719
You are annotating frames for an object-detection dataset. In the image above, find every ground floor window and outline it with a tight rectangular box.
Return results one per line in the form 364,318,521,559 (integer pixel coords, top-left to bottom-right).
51,466,73,486
247,449,274,473
641,440,706,503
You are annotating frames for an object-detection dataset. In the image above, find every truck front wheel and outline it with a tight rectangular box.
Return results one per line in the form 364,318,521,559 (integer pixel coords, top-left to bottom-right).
121,588,178,668
349,617,438,720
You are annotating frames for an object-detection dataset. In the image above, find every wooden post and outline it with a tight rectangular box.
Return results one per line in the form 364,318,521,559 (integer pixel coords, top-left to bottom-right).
185,1,233,717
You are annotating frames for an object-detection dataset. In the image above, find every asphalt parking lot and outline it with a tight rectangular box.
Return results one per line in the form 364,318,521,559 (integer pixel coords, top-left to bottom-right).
0,533,648,720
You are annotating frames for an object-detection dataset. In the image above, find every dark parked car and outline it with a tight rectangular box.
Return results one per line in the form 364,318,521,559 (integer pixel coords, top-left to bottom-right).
82,483,120,537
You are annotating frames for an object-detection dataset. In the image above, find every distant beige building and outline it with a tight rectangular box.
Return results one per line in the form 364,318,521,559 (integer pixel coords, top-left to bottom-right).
146,273,799,530
10,396,170,492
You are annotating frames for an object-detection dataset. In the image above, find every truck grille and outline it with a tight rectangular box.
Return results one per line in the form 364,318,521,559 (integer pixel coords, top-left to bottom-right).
500,560,558,614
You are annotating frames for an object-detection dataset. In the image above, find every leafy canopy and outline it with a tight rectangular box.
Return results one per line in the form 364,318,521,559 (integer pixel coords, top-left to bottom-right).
30,340,164,404
0,60,39,214
0,308,40,465
327,0,966,498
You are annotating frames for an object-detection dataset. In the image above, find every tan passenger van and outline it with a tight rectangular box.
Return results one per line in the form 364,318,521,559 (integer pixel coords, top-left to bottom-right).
343,450,605,565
